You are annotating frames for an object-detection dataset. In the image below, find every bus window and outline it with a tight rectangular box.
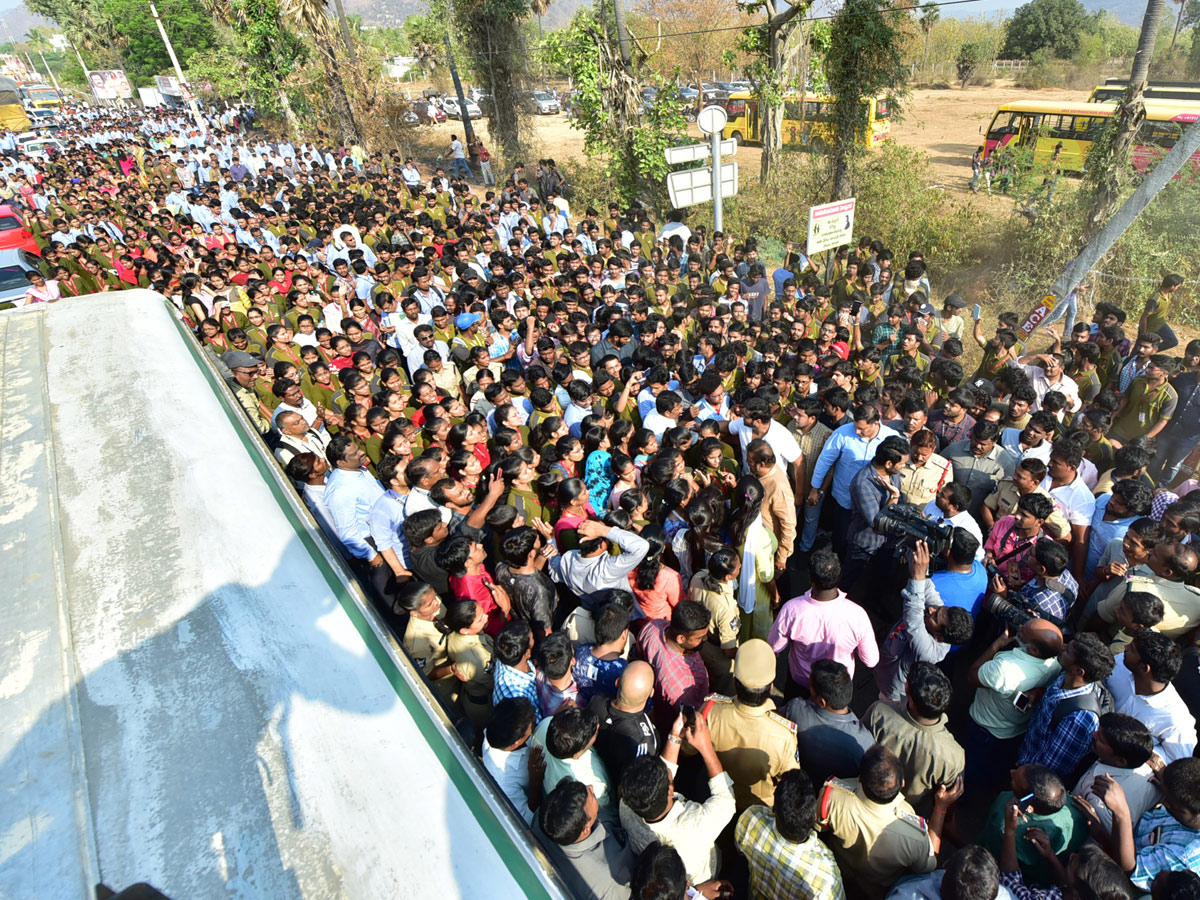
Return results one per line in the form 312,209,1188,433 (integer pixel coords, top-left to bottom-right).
805,101,825,120
987,112,1019,140
1140,120,1182,149
875,98,891,120
784,99,802,119
1090,88,1121,103
726,99,745,117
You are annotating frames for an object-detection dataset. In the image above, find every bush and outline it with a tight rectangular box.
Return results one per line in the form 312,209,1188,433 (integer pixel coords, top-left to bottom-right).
1015,49,1065,88
717,141,981,270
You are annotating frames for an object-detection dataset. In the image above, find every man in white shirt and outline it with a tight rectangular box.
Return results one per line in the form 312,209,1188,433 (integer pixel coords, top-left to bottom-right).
481,697,538,824
445,134,472,180
1106,632,1197,764
923,482,985,560
1041,440,1096,579
728,396,803,489
643,391,683,439
1013,352,1082,414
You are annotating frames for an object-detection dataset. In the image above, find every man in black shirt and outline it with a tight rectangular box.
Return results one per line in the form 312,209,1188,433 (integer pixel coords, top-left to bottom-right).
587,661,658,782
403,509,451,600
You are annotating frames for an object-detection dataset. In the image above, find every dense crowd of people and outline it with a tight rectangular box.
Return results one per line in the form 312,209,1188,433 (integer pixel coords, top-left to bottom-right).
12,103,1200,900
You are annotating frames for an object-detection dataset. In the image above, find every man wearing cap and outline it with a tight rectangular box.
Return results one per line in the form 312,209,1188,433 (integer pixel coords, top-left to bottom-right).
704,639,799,812
223,350,273,437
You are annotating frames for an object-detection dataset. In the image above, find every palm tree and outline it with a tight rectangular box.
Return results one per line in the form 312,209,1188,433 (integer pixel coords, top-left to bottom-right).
919,1,939,75
282,0,361,145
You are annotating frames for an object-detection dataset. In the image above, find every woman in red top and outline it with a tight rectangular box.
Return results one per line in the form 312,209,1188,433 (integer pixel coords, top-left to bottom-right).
553,478,598,552
441,536,510,638
448,417,491,472
327,336,356,372
627,524,683,620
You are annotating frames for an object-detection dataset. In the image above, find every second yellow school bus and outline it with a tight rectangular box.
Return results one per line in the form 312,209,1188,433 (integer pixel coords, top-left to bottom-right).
721,91,892,150
982,99,1200,173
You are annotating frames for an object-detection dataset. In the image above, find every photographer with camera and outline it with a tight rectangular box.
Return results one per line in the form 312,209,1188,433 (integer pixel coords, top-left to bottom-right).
986,538,1078,631
923,482,985,561
842,435,911,593
876,540,976,703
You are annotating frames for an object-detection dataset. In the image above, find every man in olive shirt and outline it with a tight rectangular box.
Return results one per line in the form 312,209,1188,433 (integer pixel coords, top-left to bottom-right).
1110,354,1178,444
222,350,272,437
865,662,965,817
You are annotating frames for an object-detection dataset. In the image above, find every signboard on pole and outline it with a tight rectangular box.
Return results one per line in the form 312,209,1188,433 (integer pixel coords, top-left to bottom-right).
666,162,738,209
1017,294,1059,339
89,69,132,100
806,198,856,256
664,139,736,165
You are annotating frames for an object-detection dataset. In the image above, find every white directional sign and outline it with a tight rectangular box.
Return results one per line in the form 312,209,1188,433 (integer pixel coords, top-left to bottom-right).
664,140,737,165
806,197,856,256
667,162,739,209
696,104,728,135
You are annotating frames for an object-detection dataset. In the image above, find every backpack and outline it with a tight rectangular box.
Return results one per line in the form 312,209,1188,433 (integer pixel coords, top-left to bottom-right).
1049,682,1114,728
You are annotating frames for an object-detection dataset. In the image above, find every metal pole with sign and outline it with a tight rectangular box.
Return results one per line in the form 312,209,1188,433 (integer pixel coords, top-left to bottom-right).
697,105,729,233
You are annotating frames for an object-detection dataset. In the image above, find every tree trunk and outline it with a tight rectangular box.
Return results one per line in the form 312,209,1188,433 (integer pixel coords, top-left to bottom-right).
760,7,806,185
278,87,301,137
330,0,358,63
923,31,931,74
1086,0,1166,238
832,148,851,201
613,0,632,68
317,33,361,146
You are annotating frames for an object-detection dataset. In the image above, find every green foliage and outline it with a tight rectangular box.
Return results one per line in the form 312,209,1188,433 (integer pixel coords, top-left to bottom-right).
1190,30,1200,79
719,142,979,271
997,167,1200,321
193,0,304,112
1015,47,1064,88
1001,0,1092,60
825,0,909,198
956,41,989,87
543,8,687,208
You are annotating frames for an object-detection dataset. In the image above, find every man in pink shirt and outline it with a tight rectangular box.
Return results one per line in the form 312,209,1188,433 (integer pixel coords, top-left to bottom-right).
767,549,880,696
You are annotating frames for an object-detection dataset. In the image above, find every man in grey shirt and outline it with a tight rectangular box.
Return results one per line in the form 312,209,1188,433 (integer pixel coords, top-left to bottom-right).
549,519,650,610
533,779,634,900
876,541,975,703
782,659,874,786
944,419,1016,517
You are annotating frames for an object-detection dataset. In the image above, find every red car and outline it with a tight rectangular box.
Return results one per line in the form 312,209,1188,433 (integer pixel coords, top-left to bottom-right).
0,205,40,256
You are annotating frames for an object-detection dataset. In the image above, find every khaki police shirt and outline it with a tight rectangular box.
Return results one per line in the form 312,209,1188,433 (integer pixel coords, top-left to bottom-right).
447,631,494,700
899,453,950,508
819,777,936,900
864,699,965,817
404,615,449,676
705,696,798,811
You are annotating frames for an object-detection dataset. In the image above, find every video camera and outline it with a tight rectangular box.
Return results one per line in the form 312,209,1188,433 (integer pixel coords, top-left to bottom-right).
872,505,955,557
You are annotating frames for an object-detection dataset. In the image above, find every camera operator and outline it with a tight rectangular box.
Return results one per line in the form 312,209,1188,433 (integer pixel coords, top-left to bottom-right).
923,482,985,561
876,540,976,703
842,435,910,593
986,538,1078,631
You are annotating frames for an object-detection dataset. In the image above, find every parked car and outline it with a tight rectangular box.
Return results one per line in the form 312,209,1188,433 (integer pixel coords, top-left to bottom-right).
0,206,40,255
27,108,57,128
15,132,65,158
0,247,42,307
522,90,560,115
443,96,482,120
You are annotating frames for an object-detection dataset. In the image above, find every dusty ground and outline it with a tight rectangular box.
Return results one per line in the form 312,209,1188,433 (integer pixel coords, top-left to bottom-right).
416,81,1094,192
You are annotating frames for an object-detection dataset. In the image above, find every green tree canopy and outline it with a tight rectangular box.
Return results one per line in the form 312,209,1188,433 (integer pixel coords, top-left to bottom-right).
1001,0,1091,59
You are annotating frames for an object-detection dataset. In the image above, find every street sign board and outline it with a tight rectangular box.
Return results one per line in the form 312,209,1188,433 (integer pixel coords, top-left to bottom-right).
664,140,737,165
667,162,738,209
697,104,728,135
1017,294,1060,338
806,198,856,256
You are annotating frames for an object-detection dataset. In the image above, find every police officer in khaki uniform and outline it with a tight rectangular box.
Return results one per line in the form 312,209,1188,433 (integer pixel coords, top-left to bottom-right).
703,639,798,812
818,744,959,900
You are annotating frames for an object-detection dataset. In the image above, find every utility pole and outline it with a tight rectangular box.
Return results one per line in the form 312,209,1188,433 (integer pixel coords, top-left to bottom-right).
38,49,61,94
148,1,206,134
443,34,476,159
1026,120,1200,339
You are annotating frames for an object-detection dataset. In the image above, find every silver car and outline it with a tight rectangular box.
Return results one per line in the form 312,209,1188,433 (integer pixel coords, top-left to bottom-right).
524,91,560,115
0,248,43,308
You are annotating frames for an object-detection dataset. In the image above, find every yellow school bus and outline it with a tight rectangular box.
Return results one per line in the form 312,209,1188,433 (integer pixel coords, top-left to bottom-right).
1088,79,1200,103
982,99,1200,173
721,91,892,150
0,77,31,133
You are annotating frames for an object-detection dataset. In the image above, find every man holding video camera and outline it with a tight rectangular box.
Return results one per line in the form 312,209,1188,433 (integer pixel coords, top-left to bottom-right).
842,435,911,593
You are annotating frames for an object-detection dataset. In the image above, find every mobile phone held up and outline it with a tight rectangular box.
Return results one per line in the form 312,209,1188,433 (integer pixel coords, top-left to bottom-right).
972,304,983,321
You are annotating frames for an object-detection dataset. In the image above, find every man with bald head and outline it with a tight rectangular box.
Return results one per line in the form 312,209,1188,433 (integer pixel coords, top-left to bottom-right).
273,409,331,468
963,617,1064,795
1097,541,1200,639
587,660,658,781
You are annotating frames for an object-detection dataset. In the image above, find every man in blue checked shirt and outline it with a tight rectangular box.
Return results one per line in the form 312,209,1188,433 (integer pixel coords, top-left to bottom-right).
1017,633,1115,779
492,618,543,723
806,404,899,557
1080,757,1200,893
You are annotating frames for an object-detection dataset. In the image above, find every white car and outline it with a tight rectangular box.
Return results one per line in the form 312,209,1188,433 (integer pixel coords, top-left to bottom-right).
15,133,65,159
443,97,482,120
523,91,560,115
